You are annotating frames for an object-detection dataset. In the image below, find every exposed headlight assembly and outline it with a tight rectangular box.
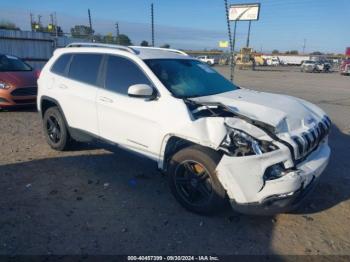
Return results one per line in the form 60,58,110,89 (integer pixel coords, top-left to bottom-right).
220,129,278,157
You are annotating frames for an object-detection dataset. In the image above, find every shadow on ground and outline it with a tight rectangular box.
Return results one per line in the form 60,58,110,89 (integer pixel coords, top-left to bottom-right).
0,125,348,256
292,125,350,215
0,147,278,256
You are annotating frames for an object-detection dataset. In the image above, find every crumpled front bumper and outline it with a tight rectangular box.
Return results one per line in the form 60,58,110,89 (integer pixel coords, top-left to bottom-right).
216,140,330,215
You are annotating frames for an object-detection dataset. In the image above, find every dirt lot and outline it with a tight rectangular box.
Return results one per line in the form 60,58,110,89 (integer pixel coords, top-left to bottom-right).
0,66,349,256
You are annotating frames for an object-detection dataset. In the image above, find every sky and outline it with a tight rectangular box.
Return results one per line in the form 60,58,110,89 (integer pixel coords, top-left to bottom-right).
0,0,348,53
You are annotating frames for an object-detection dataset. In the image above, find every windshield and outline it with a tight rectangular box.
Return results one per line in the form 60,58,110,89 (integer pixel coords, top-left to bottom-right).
0,55,32,72
145,59,237,98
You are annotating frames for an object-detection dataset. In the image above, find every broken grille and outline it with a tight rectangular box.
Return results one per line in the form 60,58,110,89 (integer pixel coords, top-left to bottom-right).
292,116,331,160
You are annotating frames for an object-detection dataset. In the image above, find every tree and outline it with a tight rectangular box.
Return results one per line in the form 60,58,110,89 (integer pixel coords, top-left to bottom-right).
70,25,94,38
115,34,132,46
103,33,114,44
0,20,20,30
93,34,103,43
285,50,298,55
272,49,279,54
140,40,149,46
160,44,170,48
310,51,324,55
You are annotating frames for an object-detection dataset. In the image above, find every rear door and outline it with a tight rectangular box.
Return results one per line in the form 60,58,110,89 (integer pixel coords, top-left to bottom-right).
55,53,103,135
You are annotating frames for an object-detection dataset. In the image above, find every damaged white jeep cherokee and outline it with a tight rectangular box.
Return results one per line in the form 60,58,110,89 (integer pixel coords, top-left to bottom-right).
37,43,331,215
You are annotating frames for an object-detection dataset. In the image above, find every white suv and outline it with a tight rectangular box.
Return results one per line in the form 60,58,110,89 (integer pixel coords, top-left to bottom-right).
37,43,331,215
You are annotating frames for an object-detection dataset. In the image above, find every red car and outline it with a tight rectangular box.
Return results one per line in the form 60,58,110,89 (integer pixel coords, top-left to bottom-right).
340,58,350,75
0,54,39,109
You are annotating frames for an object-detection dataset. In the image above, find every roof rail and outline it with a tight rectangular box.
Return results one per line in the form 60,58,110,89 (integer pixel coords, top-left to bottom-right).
66,42,138,54
130,46,189,56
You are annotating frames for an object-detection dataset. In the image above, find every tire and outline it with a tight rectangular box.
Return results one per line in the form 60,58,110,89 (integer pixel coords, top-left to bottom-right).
43,106,71,151
167,145,227,215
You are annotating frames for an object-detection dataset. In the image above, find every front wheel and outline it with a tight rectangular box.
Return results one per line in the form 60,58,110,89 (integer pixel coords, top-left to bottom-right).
168,145,227,215
43,106,71,151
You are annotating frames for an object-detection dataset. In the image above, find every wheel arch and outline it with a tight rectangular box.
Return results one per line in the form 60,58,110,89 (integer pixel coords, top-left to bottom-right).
159,135,222,172
40,96,70,130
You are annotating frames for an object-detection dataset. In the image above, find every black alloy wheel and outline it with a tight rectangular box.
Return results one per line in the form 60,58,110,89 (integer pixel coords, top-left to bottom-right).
174,160,213,206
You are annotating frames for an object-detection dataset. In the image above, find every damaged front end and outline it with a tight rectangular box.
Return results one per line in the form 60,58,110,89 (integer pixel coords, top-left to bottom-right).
220,126,278,157
184,99,331,215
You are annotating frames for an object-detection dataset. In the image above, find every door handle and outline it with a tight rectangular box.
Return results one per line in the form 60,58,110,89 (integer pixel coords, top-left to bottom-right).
99,97,113,103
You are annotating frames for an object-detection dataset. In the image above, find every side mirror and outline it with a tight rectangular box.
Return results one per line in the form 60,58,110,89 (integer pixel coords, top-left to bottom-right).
128,84,154,98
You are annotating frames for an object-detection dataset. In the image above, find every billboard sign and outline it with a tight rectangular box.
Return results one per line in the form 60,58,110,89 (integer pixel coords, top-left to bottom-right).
229,3,260,21
219,41,229,48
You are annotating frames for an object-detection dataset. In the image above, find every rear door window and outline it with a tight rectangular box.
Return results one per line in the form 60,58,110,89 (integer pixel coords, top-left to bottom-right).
68,54,102,86
51,54,72,75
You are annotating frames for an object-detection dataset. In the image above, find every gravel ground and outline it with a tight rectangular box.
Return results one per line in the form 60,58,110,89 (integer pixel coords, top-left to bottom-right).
0,66,349,256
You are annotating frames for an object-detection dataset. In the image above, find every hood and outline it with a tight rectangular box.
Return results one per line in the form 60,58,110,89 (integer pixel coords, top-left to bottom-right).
189,89,326,133
0,71,37,87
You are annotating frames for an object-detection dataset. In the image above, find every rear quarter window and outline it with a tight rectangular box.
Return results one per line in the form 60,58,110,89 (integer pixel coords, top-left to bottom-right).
51,54,72,75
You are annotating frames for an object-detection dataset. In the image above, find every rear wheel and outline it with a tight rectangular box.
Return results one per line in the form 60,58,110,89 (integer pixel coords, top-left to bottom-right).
43,106,71,151
168,145,227,215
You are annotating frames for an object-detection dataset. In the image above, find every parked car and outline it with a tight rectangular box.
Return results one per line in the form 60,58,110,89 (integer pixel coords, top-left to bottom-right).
340,59,350,75
197,55,216,66
300,60,331,73
0,54,38,109
38,43,331,215
266,57,280,66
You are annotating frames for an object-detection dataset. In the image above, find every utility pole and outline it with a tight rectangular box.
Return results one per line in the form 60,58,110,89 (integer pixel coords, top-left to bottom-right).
54,12,58,38
302,38,306,54
246,20,252,47
30,13,34,30
88,9,93,42
224,0,234,82
115,22,120,44
38,15,42,28
151,3,155,47
50,13,54,27
50,13,58,48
